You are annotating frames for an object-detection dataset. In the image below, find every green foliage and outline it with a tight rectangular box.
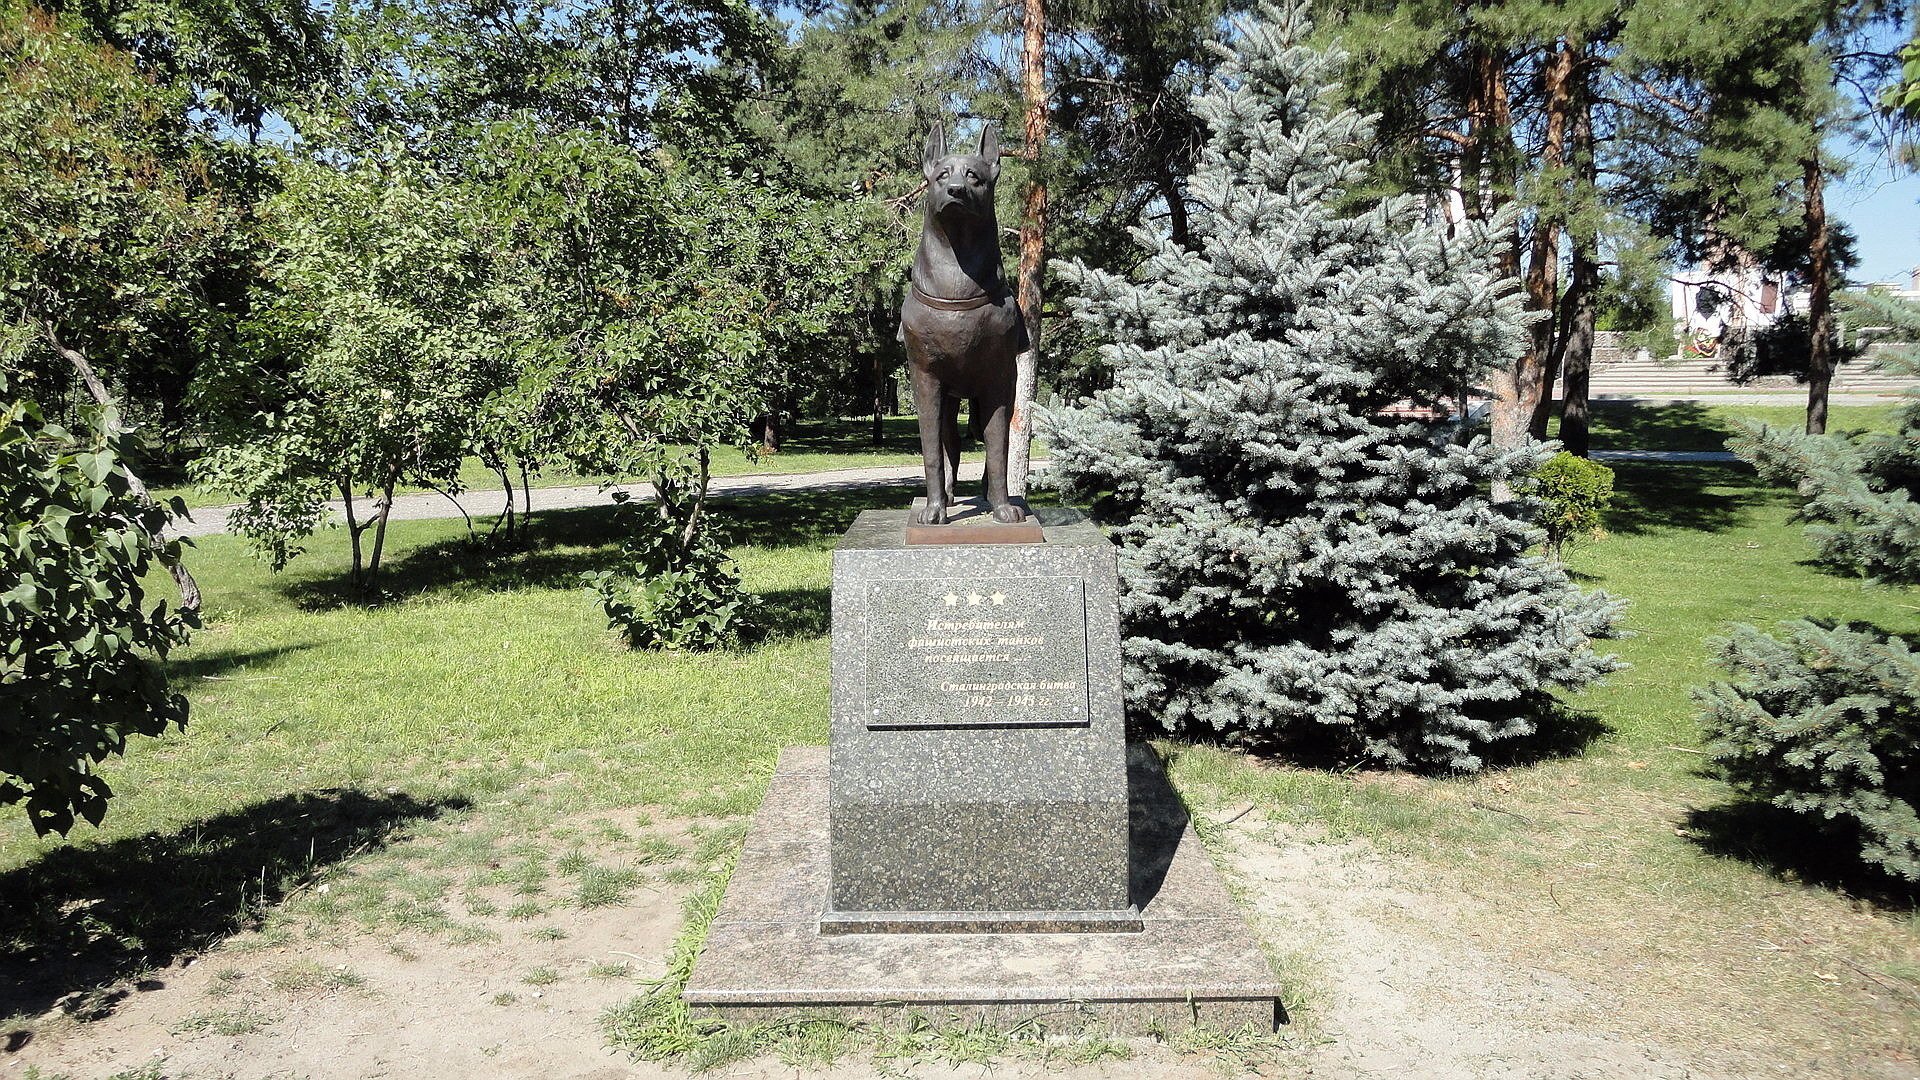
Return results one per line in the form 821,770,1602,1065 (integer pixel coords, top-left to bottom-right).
1709,295,1920,882
1044,3,1622,772
0,0,241,405
1698,619,1920,881
323,0,773,156
0,388,194,835
1884,37,1920,119
584,491,752,651
1732,387,1920,584
194,147,507,586
471,119,876,479
1527,452,1616,556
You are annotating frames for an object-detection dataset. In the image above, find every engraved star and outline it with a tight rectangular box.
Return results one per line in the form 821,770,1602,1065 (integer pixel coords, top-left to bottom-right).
990,591,1006,606
967,592,983,606
943,593,959,607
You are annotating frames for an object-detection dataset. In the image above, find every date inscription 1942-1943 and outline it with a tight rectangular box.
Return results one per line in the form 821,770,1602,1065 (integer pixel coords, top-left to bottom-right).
863,576,1091,729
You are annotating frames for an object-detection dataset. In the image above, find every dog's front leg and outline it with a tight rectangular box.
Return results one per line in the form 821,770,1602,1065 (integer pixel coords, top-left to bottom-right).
940,394,961,505
910,366,949,524
980,393,1024,523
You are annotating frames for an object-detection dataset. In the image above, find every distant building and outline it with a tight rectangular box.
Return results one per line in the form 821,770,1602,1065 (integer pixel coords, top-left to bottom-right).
1666,264,1813,359
1669,266,1799,340
1859,267,1920,303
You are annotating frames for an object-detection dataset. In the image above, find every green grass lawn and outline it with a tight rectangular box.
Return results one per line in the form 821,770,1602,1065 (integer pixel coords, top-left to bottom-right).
6,458,1920,1067
1555,400,1901,453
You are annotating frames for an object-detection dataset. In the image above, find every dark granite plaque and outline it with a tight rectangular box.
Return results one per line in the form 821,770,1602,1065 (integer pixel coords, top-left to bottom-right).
863,576,1090,729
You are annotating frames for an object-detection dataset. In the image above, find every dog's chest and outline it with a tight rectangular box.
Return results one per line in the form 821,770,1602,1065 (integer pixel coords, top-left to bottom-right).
901,294,1022,372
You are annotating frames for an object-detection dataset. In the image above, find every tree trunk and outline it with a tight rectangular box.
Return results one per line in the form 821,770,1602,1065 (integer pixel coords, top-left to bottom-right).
490,460,516,542
679,447,711,549
1007,0,1047,498
1556,253,1598,457
364,466,400,595
873,345,888,447
1557,79,1599,458
1466,46,1530,498
1158,165,1190,249
519,461,532,532
41,320,201,613
1526,40,1577,439
752,412,780,453
339,479,364,585
1803,147,1834,436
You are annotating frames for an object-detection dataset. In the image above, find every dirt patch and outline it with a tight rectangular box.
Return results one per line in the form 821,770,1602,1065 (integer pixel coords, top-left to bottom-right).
5,880,686,1080
1216,808,1919,1080
10,805,1916,1079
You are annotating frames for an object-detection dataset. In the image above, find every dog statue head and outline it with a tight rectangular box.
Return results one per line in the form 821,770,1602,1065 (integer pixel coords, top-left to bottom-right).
921,123,1001,223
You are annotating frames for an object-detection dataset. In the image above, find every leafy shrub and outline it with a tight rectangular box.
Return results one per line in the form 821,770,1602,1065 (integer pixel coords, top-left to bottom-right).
1697,620,1920,881
583,491,752,651
1,392,195,834
1526,452,1615,556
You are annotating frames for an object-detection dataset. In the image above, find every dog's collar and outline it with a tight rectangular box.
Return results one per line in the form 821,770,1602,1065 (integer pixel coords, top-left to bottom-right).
910,279,1005,312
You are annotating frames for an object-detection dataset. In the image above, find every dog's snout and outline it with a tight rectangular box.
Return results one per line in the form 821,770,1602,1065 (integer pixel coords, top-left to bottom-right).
945,183,965,198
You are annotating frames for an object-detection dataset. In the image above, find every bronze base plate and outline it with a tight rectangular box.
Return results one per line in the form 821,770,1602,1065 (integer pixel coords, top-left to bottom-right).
905,496,1045,546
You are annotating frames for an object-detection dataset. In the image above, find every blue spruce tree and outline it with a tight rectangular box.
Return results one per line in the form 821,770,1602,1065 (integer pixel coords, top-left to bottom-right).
1699,295,1920,881
1043,3,1622,771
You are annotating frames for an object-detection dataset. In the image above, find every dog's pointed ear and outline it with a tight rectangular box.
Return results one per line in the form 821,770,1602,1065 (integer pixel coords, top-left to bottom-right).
922,124,946,180
979,124,1001,180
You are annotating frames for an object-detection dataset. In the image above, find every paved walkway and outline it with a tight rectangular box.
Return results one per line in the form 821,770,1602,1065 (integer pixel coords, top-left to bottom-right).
172,449,1747,539
170,461,981,539
1589,392,1905,406
1591,449,1739,463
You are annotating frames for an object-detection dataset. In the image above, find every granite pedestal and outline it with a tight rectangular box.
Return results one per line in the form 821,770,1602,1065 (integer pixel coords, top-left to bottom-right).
682,745,1283,1031
681,504,1282,1031
828,503,1132,928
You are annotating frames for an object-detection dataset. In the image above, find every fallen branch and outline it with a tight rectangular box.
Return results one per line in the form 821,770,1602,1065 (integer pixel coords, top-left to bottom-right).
1838,956,1920,1004
1217,803,1256,827
1471,801,1536,825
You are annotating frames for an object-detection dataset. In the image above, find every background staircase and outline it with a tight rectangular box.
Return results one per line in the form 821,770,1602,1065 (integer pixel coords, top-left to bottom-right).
1580,334,1920,397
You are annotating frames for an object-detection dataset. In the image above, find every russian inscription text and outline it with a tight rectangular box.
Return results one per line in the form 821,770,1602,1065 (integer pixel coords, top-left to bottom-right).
864,576,1091,728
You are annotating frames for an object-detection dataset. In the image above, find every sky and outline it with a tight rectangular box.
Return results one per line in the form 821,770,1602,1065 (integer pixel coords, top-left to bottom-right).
1830,149,1920,287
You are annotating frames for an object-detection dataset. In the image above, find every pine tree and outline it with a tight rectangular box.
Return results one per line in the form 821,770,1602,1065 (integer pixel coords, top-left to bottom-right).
1043,2,1622,772
1702,296,1920,879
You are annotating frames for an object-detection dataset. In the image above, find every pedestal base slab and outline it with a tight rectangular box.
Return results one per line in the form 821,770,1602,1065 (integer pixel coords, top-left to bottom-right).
683,746,1283,1033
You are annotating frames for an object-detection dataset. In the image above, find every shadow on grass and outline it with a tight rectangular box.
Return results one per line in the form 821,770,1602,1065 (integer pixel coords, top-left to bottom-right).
1684,799,1920,912
1151,698,1610,776
167,642,320,683
709,481,919,550
0,789,462,1024
1479,702,1613,770
1604,461,1773,537
276,504,626,609
772,415,922,457
751,587,830,642
1584,400,1731,453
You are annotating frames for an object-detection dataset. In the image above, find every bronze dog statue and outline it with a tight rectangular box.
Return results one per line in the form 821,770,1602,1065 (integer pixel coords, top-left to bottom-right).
899,122,1026,525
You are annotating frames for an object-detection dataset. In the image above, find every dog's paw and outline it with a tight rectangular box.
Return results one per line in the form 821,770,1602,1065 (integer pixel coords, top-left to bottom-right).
990,503,1025,524
914,503,948,525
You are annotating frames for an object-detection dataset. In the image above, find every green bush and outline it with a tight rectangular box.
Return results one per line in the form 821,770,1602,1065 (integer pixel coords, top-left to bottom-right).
1527,452,1615,556
583,491,752,651
1697,620,1920,881
1,392,196,835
